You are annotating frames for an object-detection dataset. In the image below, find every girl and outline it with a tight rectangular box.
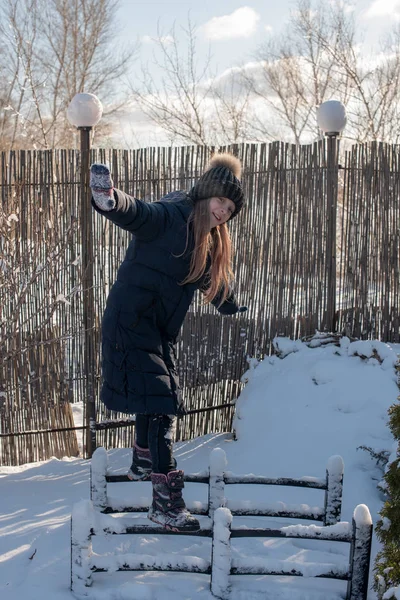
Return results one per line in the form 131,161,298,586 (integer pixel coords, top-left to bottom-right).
90,153,246,532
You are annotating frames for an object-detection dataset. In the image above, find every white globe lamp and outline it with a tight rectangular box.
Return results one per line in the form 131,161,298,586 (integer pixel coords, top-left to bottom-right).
316,100,346,136
67,93,103,128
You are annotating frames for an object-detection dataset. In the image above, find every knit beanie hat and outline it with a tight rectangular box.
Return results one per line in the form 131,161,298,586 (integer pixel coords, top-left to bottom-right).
189,153,245,219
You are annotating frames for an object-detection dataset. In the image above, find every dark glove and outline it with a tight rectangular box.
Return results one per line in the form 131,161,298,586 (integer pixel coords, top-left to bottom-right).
238,306,248,313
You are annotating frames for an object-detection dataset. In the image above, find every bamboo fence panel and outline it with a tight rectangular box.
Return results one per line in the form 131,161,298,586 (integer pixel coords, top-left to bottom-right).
0,142,331,461
0,150,80,465
2,141,400,465
337,142,400,340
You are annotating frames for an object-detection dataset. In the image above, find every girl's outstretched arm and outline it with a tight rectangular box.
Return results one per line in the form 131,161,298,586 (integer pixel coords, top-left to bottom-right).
90,163,171,241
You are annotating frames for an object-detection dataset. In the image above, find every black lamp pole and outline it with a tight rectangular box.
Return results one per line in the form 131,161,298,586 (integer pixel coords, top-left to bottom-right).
325,132,339,333
79,125,97,458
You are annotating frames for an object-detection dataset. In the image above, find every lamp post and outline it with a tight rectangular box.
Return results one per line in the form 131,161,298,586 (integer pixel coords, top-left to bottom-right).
67,93,103,458
316,100,346,333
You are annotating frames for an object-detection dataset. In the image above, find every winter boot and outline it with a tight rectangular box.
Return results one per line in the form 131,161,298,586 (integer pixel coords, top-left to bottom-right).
127,442,152,481
148,470,200,532
89,163,115,211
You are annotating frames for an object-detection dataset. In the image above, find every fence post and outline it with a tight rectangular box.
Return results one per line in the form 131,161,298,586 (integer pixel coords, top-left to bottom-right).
70,500,94,594
208,448,227,521
324,455,344,525
90,446,108,511
211,507,232,600
346,504,373,600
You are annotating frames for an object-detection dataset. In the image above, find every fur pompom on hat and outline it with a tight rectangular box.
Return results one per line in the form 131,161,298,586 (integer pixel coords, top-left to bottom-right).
189,153,245,219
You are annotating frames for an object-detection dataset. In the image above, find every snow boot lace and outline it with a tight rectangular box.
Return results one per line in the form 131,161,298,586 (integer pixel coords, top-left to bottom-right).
127,442,152,481
148,470,200,532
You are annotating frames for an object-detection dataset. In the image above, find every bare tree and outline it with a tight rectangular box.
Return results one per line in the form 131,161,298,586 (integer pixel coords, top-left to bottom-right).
129,18,255,146
211,70,253,144
244,0,352,143
312,7,400,142
130,19,212,145
247,0,400,144
0,0,137,150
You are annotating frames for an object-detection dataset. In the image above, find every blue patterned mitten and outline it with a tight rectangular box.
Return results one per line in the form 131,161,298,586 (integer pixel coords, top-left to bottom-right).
90,163,115,211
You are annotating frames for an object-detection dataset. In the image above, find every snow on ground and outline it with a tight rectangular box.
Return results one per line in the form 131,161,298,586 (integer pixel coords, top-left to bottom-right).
0,336,398,599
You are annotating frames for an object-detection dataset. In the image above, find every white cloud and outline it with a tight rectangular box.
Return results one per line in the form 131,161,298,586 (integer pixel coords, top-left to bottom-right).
159,35,174,45
364,0,400,17
264,24,273,33
210,60,273,98
202,7,260,41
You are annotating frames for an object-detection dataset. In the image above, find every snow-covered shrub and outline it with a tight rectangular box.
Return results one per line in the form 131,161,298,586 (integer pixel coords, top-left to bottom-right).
374,361,400,599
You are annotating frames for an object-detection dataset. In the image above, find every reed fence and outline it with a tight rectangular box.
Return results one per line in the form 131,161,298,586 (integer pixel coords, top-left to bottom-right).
1,141,399,465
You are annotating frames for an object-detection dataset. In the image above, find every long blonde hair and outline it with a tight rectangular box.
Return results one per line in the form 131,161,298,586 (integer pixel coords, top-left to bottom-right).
181,198,234,306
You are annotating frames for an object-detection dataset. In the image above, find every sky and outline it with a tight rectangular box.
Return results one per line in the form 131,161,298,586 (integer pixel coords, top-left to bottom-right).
115,0,393,70
108,0,394,146
0,334,398,599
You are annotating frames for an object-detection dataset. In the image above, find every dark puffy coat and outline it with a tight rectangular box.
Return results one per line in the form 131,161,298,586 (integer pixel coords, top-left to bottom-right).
92,189,240,416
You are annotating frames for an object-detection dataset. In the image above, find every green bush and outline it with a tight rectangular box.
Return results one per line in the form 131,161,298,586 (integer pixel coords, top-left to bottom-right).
374,381,400,599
